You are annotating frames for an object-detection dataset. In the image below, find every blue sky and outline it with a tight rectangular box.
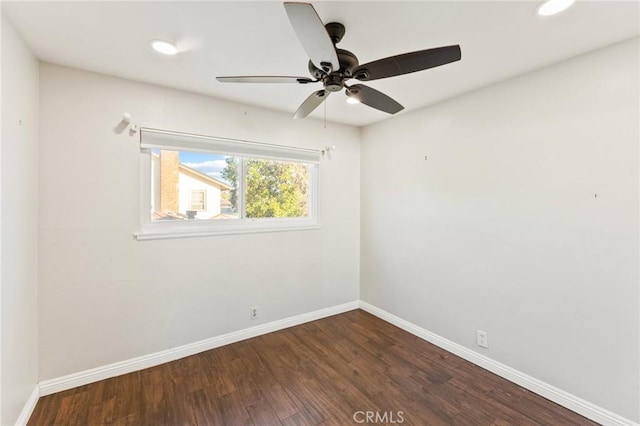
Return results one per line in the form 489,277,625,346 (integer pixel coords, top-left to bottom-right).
181,152,231,182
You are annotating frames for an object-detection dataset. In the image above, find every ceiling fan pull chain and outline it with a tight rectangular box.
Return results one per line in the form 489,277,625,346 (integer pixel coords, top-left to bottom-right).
324,98,327,129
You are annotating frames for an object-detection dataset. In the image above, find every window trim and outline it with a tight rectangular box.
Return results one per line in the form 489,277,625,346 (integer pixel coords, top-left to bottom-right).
135,129,321,240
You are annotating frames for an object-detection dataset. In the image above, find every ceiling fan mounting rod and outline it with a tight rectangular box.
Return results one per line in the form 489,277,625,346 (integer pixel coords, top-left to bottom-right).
325,22,346,45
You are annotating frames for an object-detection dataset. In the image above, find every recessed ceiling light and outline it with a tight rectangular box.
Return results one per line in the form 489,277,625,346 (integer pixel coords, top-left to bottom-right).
150,40,177,55
537,0,575,16
346,96,360,105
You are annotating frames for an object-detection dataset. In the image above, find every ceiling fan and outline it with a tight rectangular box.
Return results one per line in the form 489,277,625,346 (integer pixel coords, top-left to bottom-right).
216,2,461,119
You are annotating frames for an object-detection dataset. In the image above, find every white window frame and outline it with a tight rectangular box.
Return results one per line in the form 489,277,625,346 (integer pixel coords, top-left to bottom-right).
135,128,321,240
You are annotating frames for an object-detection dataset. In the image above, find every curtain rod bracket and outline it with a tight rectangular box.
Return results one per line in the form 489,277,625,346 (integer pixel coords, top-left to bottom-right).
321,145,336,157
121,112,138,134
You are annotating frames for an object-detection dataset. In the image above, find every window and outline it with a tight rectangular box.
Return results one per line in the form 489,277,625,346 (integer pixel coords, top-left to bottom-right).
136,128,320,240
189,191,206,211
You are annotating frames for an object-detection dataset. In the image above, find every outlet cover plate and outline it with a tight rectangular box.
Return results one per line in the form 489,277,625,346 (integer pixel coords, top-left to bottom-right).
477,330,488,348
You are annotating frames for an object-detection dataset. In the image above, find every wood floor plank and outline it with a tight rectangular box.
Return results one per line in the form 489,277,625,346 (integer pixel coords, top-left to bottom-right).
27,393,60,426
280,411,314,426
228,357,265,407
87,396,116,425
282,379,330,424
162,380,196,425
217,390,253,426
112,372,141,422
139,383,166,424
178,354,211,394
199,351,237,398
254,382,299,421
51,393,79,425
28,310,599,426
188,388,224,426
246,399,281,426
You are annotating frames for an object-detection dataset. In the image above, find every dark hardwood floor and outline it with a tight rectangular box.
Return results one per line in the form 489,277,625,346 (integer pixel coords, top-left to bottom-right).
28,310,598,425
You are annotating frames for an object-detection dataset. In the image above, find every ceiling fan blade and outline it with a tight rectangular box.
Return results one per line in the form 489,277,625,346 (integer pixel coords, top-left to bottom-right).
284,2,339,72
348,84,404,114
353,45,461,81
294,90,329,119
216,76,316,84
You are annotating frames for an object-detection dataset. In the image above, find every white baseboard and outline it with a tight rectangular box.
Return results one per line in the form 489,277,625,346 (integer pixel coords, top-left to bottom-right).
15,386,40,426
38,301,359,396
358,300,638,426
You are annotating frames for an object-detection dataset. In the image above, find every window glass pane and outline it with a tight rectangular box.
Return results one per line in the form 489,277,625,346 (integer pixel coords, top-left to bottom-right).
189,191,206,211
150,149,238,221
245,159,309,218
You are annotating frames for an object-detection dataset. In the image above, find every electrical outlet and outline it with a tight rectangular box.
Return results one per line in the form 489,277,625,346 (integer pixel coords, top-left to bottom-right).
477,330,488,348
250,307,258,320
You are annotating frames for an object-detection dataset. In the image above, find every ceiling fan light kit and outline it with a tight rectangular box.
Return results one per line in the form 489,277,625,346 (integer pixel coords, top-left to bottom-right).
216,2,461,119
346,93,360,105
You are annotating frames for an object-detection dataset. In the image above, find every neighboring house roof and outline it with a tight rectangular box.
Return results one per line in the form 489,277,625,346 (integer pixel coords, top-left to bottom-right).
152,211,188,221
178,164,233,190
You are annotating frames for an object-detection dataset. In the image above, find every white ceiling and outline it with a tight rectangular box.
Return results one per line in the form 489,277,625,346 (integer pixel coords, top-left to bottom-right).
3,1,639,127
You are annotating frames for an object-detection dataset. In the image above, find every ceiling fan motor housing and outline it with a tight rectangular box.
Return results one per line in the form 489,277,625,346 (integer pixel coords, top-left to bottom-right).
308,48,359,79
324,74,343,92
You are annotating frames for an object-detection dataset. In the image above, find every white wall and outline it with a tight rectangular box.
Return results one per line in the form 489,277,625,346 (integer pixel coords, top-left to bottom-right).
38,63,360,380
361,37,639,422
1,14,39,426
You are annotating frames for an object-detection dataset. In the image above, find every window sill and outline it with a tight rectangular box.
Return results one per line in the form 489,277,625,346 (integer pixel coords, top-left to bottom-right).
134,222,322,241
